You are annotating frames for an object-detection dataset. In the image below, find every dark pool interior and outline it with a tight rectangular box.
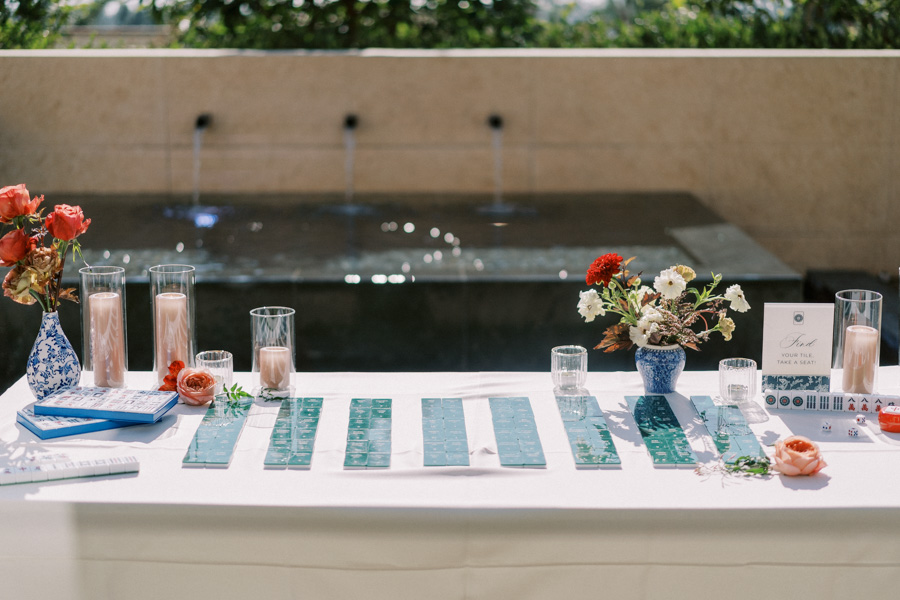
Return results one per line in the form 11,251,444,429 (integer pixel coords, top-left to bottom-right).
1,191,820,393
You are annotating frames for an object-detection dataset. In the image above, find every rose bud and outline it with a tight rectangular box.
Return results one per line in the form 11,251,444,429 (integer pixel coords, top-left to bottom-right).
176,368,217,406
0,184,42,223
0,228,35,267
45,204,91,241
772,435,827,476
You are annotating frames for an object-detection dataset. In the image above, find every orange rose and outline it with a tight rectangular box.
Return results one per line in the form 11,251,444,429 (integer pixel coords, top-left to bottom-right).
176,368,216,406
772,435,827,476
0,229,35,267
0,184,42,223
45,204,91,241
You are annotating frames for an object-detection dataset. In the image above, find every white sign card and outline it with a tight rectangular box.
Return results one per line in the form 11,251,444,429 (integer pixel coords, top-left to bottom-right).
761,303,834,392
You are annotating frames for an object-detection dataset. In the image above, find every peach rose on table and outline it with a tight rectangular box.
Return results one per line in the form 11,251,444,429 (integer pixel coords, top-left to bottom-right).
0,229,35,267
772,435,827,476
0,184,42,223
176,367,217,406
45,204,91,241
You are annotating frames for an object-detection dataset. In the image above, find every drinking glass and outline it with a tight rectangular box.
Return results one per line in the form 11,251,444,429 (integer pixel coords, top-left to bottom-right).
196,350,233,396
551,345,587,392
717,358,757,434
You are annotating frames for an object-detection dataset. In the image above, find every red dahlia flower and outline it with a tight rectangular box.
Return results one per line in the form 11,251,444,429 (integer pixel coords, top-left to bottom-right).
586,253,623,286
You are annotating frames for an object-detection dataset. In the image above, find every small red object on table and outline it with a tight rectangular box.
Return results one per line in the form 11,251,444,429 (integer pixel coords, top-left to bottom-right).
878,406,900,433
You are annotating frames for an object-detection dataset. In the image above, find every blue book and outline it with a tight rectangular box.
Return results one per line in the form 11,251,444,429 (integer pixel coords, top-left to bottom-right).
17,404,138,440
33,387,178,423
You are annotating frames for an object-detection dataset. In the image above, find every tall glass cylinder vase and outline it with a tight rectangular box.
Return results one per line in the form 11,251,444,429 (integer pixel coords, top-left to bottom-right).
833,289,882,394
151,265,196,385
251,306,295,397
80,266,127,388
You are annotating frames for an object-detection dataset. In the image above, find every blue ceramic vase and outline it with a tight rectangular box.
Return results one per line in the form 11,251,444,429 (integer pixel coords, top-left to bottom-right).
634,344,686,394
26,312,81,400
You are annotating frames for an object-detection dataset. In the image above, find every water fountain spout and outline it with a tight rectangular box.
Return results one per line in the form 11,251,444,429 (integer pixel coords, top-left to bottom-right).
344,114,358,204
193,113,212,207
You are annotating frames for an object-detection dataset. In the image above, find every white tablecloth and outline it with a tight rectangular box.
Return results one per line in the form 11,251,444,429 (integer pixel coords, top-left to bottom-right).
2,369,900,600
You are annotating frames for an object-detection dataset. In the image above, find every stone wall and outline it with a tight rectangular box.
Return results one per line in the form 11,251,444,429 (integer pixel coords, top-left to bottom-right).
1,49,897,274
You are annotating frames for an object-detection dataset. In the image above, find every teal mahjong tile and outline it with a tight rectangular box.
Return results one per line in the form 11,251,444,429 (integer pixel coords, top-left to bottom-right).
518,440,542,454
264,452,289,467
348,418,370,429
444,440,468,453
291,439,315,454
497,442,520,455
366,453,391,468
422,398,441,408
424,442,446,453
444,418,465,431
351,398,372,407
443,429,467,441
294,428,317,440
424,451,447,466
489,397,509,408
367,428,391,441
498,452,523,467
344,452,368,468
287,453,313,468
423,419,445,431
300,407,320,418
295,418,319,429
423,429,444,443
370,418,391,430
493,418,516,430
349,407,372,419
302,398,323,408
346,440,369,453
445,451,470,466
422,406,443,419
347,429,368,441
368,440,391,454
371,407,392,418
521,451,546,467
371,399,391,409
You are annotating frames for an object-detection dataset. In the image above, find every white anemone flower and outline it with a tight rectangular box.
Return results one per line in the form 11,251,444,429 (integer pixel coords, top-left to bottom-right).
577,289,605,323
629,319,658,348
653,268,686,300
641,305,664,323
724,284,750,312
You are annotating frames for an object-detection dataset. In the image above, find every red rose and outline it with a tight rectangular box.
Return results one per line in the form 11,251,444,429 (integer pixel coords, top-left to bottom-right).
176,368,217,406
586,253,623,286
159,360,186,392
0,228,36,267
45,204,91,241
0,184,42,223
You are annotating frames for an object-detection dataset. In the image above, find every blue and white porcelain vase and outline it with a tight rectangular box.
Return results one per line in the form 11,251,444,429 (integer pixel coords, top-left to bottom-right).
634,344,686,394
26,312,81,400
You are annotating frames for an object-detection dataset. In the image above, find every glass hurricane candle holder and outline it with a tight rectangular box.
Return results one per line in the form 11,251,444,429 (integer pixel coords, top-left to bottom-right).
150,265,196,385
79,266,127,388
833,290,882,394
251,306,295,397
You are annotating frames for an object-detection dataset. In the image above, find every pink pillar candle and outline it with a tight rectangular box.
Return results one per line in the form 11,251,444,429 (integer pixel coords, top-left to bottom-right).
259,346,292,390
842,324,878,394
155,292,189,381
89,292,126,388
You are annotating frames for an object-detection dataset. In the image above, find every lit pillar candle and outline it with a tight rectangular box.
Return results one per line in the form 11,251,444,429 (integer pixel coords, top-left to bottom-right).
259,346,291,390
842,324,878,394
155,292,189,381
89,292,126,388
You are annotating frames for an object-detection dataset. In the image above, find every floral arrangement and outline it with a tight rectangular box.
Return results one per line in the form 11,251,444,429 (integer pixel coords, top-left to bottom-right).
577,253,750,351
0,184,91,313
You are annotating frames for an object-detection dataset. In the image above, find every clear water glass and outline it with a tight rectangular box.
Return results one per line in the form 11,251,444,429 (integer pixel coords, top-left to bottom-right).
719,358,758,404
552,345,587,391
196,350,233,396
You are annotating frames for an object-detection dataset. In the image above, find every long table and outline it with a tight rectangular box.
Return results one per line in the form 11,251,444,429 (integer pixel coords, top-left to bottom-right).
2,369,900,600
